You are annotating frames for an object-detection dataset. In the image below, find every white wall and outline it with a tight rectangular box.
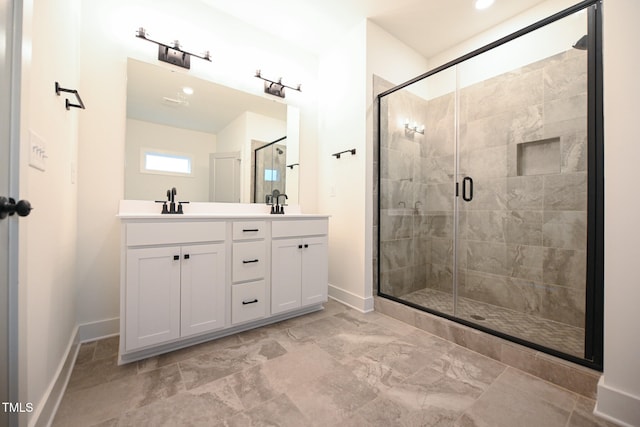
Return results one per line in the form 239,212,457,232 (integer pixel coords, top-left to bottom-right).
18,0,80,424
428,0,579,69
317,21,369,310
125,118,216,201
75,0,319,327
317,19,428,311
596,1,640,425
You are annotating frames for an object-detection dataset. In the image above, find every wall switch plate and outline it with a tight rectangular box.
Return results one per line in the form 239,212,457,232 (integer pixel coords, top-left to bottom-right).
29,131,47,172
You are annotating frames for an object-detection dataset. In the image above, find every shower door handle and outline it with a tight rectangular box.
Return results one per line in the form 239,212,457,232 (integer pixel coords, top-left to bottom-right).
462,177,473,202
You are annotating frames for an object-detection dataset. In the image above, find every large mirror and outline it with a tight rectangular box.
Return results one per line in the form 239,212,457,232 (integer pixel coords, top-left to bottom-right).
125,58,300,204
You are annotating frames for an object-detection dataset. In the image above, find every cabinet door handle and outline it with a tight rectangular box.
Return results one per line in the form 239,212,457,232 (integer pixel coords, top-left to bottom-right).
242,228,259,232
173,255,180,260
298,244,303,249
184,254,190,260
242,259,259,264
242,299,259,305
304,244,309,248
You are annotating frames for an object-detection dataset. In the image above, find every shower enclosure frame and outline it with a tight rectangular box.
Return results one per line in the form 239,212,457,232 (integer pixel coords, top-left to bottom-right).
376,0,604,370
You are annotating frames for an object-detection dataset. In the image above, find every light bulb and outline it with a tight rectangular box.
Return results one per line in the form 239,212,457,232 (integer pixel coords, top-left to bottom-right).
475,0,494,10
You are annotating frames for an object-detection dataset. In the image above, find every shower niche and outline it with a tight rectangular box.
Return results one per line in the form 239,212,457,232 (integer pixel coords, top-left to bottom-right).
376,1,603,369
517,138,561,176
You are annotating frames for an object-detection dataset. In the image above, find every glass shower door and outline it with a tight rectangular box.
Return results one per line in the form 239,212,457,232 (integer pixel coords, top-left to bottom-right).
378,68,457,316
456,8,589,358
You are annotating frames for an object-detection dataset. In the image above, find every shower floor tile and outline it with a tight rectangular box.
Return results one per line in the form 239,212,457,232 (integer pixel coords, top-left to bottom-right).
400,288,585,358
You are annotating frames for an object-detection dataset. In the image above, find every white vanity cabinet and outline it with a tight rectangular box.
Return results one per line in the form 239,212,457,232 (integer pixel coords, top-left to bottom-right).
118,204,329,364
271,220,328,315
122,221,226,352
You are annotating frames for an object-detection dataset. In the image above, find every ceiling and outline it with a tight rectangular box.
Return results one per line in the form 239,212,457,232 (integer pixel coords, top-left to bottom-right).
197,0,550,58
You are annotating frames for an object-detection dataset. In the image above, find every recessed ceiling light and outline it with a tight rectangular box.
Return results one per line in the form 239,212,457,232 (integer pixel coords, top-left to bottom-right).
475,0,494,10
182,86,194,95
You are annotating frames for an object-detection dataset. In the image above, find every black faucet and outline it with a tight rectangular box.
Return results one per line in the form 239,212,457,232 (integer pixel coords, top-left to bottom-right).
169,187,177,213
156,187,187,214
269,192,287,214
277,194,288,214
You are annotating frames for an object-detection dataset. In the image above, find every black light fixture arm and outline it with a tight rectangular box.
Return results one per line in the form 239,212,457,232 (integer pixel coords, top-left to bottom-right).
332,148,356,159
55,82,85,110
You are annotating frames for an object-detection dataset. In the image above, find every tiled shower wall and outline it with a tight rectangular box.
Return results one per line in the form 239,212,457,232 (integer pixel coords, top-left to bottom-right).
376,48,588,329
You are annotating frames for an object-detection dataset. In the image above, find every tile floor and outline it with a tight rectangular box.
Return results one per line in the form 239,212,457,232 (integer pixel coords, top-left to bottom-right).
53,299,616,426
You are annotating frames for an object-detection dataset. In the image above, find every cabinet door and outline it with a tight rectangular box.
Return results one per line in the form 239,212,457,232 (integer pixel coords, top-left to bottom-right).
301,236,328,306
180,243,226,337
271,238,302,314
126,246,181,351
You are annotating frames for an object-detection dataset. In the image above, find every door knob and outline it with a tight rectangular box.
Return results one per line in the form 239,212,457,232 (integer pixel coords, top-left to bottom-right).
0,197,33,220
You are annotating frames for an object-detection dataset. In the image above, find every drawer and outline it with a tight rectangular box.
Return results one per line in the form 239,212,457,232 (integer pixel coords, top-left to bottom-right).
272,219,328,238
232,241,266,283
232,221,266,241
232,280,266,324
127,221,226,246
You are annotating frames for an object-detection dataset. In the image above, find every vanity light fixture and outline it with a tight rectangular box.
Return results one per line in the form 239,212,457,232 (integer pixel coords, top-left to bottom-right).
404,119,425,135
135,27,211,70
255,69,301,99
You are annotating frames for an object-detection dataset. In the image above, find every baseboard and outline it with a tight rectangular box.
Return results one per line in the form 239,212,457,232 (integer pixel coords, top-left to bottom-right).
77,317,119,342
328,284,374,313
30,327,80,427
595,375,640,427
30,318,120,427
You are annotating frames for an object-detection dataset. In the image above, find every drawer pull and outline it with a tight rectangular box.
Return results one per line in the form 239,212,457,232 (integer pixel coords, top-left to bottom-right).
243,228,259,232
173,255,180,260
184,254,190,260
242,259,259,264
242,299,259,305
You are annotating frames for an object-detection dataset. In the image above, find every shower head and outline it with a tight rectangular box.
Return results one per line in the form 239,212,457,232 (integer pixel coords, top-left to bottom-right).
572,35,588,50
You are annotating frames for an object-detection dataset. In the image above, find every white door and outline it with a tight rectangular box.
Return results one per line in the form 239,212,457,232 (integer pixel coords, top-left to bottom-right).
1,1,23,425
271,238,302,314
209,152,241,202
180,243,226,337
125,247,181,350
301,236,328,307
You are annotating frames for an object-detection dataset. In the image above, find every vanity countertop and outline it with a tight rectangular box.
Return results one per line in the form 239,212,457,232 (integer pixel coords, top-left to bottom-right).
117,213,330,220
117,200,329,220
